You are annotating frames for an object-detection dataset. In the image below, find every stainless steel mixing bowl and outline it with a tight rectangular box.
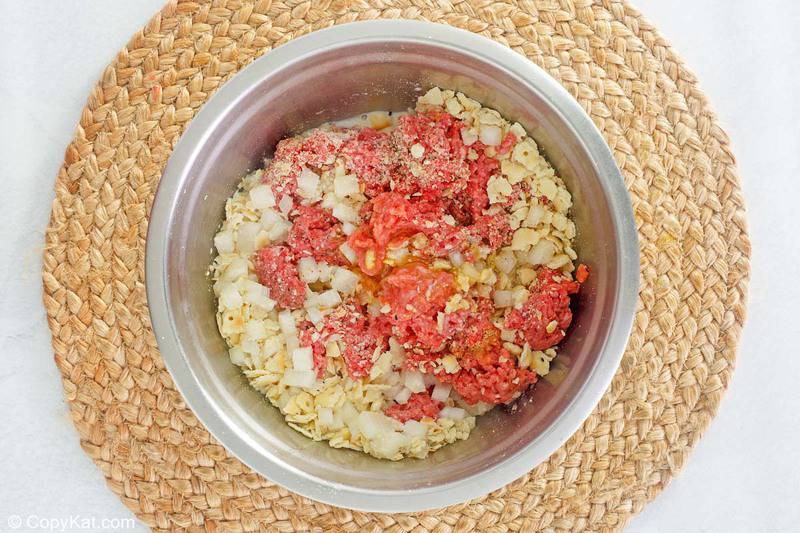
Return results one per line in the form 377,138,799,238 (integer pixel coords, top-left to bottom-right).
146,20,639,512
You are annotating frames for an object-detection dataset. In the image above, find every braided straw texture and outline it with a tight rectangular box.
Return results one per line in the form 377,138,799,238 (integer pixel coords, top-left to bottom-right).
42,0,750,531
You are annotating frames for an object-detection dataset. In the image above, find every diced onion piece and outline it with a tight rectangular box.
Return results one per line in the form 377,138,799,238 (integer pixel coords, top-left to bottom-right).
331,268,359,295
493,290,513,308
512,286,530,307
229,346,247,366
318,407,334,426
249,184,276,208
461,128,478,146
448,251,464,267
214,230,235,254
528,239,556,265
291,346,313,371
403,420,428,438
262,337,281,357
385,370,402,387
260,208,282,230
325,341,341,358
394,387,413,404
321,192,337,210
357,411,395,440
304,292,318,309
487,175,513,204
297,256,319,283
241,338,259,355
278,310,296,335
370,351,392,380
501,160,530,185
255,230,270,251
439,407,466,420
419,86,444,106
244,320,268,340
479,125,502,146
371,431,409,458
457,93,480,111
333,174,360,198
221,258,248,282
237,222,262,254
538,178,558,200
388,337,405,357
317,263,333,282
282,369,316,388
341,404,359,437
500,328,517,342
404,371,426,393
445,97,464,117
511,227,539,251
341,402,359,423
218,283,243,310
267,220,290,242
524,204,546,228
285,334,299,354
461,263,480,282
317,289,342,308
306,306,324,325
297,167,321,199
494,250,516,274
342,222,357,236
386,246,409,263
278,194,293,215
431,382,452,402
386,383,405,400
410,143,425,159
332,203,358,224
441,355,460,374
330,411,344,429
547,254,570,269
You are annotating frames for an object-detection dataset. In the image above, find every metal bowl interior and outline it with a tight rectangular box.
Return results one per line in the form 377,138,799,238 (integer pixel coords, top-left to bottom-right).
146,21,638,512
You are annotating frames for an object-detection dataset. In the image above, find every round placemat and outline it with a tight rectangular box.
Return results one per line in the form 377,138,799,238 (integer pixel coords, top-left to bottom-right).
43,0,750,531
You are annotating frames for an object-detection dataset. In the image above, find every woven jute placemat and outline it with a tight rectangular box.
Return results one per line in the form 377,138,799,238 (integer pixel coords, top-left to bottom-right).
42,0,750,531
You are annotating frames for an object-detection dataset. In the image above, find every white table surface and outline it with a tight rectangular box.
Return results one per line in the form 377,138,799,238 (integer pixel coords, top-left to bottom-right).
1,1,798,531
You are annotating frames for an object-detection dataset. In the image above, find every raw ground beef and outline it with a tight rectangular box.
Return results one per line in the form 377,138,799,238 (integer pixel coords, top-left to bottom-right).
465,149,499,219
253,246,306,309
378,263,455,350
287,205,347,265
385,391,443,422
390,111,469,197
439,347,538,405
505,267,580,350
214,88,588,461
347,192,510,275
264,129,351,200
249,105,580,408
441,298,500,362
399,296,539,405
299,302,386,379
297,322,330,378
341,128,397,196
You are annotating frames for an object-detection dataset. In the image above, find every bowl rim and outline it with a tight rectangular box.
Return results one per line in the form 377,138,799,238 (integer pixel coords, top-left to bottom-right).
146,19,639,513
